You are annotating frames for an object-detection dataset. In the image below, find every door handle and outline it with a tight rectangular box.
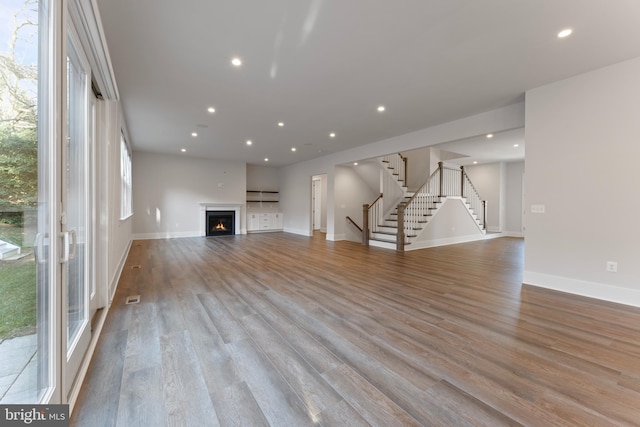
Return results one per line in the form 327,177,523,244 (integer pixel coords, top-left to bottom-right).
68,229,77,260
60,231,70,263
59,229,77,263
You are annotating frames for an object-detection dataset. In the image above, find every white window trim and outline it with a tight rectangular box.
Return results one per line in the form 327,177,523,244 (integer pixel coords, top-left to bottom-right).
120,132,133,220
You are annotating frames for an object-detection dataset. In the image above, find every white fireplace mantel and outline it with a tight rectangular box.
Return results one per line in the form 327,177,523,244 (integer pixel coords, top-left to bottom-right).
199,203,244,236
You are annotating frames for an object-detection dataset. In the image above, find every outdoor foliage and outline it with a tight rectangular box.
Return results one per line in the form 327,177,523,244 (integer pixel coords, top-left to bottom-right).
0,259,37,338
0,0,39,340
0,0,38,216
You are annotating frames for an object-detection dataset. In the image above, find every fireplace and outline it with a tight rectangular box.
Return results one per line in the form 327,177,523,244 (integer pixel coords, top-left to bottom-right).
206,211,235,236
199,203,242,236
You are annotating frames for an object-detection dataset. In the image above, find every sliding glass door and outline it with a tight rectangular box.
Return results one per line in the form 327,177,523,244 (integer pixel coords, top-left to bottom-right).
0,0,55,403
1,0,95,405
63,20,92,399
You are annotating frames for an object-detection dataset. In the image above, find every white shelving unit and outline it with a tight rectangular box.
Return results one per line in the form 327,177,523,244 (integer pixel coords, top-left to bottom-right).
246,190,283,232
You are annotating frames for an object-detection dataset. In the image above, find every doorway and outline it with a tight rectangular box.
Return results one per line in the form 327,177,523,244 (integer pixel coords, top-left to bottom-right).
311,174,327,232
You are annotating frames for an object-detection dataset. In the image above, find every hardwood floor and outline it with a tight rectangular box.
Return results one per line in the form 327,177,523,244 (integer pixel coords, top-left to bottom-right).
71,233,640,426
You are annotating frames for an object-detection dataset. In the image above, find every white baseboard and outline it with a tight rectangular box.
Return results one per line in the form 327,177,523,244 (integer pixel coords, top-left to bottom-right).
407,233,499,251
523,271,640,308
109,239,132,303
283,227,313,237
327,233,345,241
132,230,201,240
502,231,524,238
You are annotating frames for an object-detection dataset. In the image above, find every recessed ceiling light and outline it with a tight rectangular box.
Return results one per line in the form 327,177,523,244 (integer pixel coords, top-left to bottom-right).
514,144,519,147
246,140,252,146
377,105,386,113
473,161,478,164
264,158,269,162
278,122,284,127
291,147,296,152
558,28,573,38
329,132,336,138
486,134,494,139
181,148,186,153
353,162,358,166
231,57,242,66
207,107,215,113
191,132,198,137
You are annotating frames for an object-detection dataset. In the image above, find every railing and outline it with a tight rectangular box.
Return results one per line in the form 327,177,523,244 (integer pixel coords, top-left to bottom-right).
362,193,383,246
381,153,407,186
346,216,363,233
398,168,441,251
364,158,486,251
397,162,486,251
461,166,487,231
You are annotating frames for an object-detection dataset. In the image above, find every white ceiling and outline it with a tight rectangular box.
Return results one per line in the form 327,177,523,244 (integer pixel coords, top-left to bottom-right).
95,0,640,167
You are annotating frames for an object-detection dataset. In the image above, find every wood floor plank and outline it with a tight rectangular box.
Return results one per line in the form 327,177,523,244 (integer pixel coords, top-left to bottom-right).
116,366,167,427
159,330,219,426
226,338,318,426
72,234,640,426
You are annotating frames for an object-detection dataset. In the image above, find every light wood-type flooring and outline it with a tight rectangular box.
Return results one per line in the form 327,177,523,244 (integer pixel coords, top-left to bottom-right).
71,233,640,426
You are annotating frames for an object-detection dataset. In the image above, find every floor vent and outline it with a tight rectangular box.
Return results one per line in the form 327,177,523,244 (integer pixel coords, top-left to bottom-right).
131,264,142,269
125,295,140,305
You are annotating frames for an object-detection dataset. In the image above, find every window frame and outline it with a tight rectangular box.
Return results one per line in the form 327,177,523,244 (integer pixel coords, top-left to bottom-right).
119,131,133,220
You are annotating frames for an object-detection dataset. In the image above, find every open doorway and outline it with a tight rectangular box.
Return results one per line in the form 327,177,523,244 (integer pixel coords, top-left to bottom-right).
311,175,327,232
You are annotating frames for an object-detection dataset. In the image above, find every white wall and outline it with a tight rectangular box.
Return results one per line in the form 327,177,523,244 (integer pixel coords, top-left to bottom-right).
103,100,132,300
464,163,504,232
334,166,378,242
505,161,524,236
524,56,640,307
132,152,246,239
247,164,279,191
404,146,431,190
411,199,486,249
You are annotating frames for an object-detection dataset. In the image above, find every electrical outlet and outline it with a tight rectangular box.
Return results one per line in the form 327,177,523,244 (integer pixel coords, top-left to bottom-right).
606,261,618,273
531,204,546,214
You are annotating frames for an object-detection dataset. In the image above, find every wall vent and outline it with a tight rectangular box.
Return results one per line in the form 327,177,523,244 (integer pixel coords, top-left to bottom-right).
125,295,140,305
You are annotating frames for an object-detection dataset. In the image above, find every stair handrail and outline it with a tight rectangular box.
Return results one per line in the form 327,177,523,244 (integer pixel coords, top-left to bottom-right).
362,193,383,246
461,166,486,230
346,215,363,233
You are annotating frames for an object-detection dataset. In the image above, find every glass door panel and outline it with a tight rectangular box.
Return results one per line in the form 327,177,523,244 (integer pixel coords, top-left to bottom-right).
0,0,53,403
63,23,91,398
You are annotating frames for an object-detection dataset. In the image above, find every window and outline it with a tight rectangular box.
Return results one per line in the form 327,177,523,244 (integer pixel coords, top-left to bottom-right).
120,132,132,219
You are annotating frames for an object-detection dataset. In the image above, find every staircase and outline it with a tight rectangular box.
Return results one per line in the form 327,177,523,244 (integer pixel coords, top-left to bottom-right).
365,158,486,251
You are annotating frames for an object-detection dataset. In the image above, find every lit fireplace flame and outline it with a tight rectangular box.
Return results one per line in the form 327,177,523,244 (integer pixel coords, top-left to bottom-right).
215,220,227,231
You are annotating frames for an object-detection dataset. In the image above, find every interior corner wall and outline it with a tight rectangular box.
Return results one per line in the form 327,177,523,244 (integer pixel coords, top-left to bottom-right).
132,152,246,239
524,56,640,307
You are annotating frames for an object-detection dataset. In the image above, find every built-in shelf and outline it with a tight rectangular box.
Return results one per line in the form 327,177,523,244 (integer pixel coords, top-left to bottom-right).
246,190,279,208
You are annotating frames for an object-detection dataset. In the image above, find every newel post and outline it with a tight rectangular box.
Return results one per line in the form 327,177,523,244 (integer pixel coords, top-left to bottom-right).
482,200,487,231
362,204,369,246
396,202,405,252
438,161,444,197
460,166,465,198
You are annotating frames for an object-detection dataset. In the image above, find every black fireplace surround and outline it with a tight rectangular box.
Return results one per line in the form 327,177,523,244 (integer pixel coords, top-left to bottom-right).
206,211,235,236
